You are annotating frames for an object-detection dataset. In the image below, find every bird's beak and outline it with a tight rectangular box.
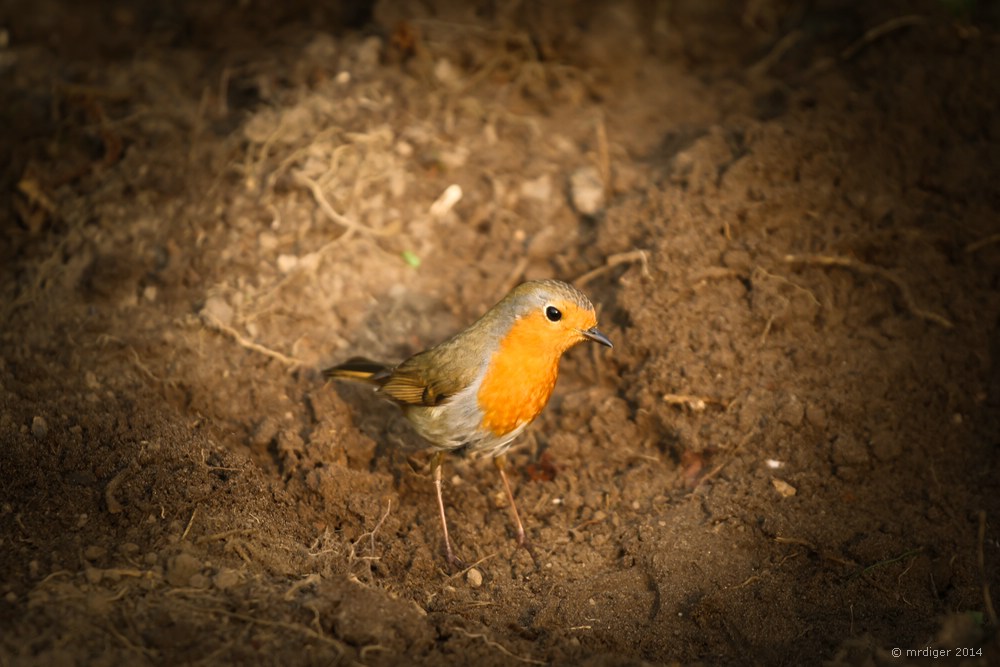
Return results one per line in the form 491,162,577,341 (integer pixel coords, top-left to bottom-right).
581,326,613,349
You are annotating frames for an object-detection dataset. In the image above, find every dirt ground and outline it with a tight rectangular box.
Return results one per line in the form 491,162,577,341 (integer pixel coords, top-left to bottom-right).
2,1,1000,665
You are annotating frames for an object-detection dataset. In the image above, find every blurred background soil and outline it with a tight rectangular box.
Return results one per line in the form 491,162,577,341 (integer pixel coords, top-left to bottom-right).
2,1,999,665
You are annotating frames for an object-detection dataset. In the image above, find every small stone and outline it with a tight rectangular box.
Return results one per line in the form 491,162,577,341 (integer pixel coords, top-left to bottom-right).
433,58,461,87
569,166,605,216
84,567,103,584
870,434,903,462
772,479,797,497
31,416,48,439
466,568,483,588
805,404,827,429
213,568,241,590
83,545,106,561
199,295,233,328
119,542,140,556
395,140,413,157
776,394,805,427
142,285,157,302
277,254,299,273
520,174,553,202
258,231,278,251
188,573,210,589
166,552,202,587
831,434,869,466
251,416,281,448
429,184,462,219
354,36,382,75
4,591,15,603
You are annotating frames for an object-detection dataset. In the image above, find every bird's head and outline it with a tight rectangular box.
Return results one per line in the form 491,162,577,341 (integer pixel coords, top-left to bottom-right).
500,280,613,355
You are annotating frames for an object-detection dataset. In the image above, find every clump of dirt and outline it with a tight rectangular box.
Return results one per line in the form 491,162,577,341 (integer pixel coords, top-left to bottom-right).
2,1,999,665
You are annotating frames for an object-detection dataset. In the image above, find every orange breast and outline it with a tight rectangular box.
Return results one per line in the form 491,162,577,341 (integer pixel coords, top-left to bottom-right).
477,315,561,436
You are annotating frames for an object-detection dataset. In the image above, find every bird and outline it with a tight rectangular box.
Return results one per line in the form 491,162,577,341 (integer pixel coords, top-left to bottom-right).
323,279,613,568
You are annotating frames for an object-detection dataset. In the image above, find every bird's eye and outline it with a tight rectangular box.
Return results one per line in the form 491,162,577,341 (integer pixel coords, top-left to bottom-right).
545,305,562,322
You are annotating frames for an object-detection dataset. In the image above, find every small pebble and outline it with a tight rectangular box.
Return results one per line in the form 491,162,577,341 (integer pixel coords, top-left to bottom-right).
569,166,605,216
277,254,299,273
429,184,462,219
214,568,241,590
166,552,203,587
31,416,48,439
83,545,106,561
119,542,140,556
199,295,233,328
772,478,797,498
466,568,483,588
84,567,103,584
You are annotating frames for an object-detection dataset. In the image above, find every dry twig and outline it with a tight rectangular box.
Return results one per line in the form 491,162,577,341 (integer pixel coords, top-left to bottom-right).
663,393,728,412
181,507,198,542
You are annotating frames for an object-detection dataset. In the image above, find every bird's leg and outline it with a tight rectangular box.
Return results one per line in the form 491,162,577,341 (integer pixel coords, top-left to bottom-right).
494,455,539,566
432,451,464,570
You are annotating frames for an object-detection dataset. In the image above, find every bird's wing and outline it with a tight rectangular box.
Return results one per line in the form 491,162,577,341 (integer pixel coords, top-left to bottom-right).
379,346,472,407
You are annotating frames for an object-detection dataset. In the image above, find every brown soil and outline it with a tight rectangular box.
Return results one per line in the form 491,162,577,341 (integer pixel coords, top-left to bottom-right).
2,1,1000,665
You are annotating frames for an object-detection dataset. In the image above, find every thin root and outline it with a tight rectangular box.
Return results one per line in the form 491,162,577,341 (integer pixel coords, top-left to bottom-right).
445,552,500,582
749,29,804,78
293,170,396,238
808,15,926,78
782,254,953,329
348,499,393,569
575,249,651,288
451,627,546,665
104,467,128,515
174,600,346,654
181,507,198,541
966,233,1000,254
284,573,322,601
200,311,303,368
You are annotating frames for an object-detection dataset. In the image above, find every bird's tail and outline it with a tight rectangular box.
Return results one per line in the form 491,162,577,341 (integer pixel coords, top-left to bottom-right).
322,357,392,385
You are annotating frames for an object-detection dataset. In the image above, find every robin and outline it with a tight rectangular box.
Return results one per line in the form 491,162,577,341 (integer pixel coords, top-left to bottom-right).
323,279,612,568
